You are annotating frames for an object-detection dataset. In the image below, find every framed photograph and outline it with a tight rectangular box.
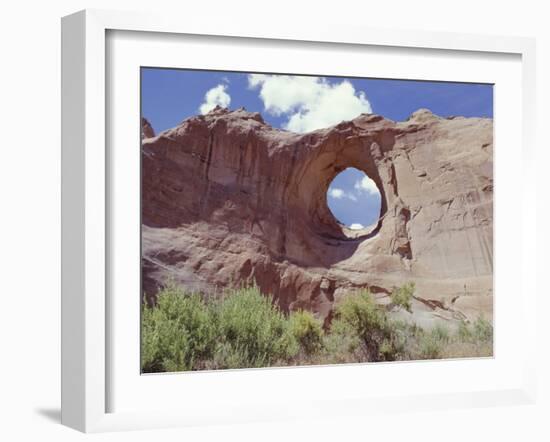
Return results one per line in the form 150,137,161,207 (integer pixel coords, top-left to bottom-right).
61,9,537,432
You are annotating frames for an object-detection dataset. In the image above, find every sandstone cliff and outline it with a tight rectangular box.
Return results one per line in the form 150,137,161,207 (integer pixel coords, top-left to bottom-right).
141,107,493,328
141,117,155,140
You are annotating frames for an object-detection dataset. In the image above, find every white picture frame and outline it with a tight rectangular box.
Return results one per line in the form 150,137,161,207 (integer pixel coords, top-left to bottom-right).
61,9,537,433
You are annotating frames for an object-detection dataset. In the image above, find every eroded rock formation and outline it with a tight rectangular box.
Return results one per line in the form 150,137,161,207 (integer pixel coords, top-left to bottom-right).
141,106,493,328
141,117,155,140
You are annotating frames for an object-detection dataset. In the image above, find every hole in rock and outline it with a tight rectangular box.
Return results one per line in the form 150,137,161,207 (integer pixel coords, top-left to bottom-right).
326,167,381,235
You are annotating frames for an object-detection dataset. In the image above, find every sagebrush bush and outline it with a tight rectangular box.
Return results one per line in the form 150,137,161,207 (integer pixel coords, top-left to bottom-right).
457,316,492,344
457,320,473,342
322,319,362,364
472,315,493,342
431,323,450,343
141,283,494,372
331,289,398,361
445,316,493,358
141,285,217,373
215,286,298,368
288,310,324,355
391,282,415,312
378,319,416,361
418,333,443,359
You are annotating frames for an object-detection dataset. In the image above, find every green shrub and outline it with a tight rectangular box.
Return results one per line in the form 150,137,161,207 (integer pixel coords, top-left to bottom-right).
322,318,362,363
141,283,494,371
327,294,415,362
457,320,473,342
331,290,396,361
141,285,217,373
418,333,443,359
391,282,415,313
417,324,450,360
289,310,324,355
379,319,416,361
472,315,493,342
334,290,388,338
215,286,298,368
431,323,450,343
456,316,493,346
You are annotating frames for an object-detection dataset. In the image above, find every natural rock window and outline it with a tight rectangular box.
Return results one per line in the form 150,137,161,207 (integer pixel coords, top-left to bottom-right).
326,167,382,235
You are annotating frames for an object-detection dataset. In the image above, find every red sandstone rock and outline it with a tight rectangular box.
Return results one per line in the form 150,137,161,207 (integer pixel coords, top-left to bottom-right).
141,106,493,328
141,117,155,139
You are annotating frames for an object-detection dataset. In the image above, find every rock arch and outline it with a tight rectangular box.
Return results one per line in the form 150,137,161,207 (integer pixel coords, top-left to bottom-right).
141,107,494,326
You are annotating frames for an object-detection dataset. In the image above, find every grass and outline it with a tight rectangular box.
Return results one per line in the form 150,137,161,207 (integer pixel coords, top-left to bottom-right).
141,283,493,373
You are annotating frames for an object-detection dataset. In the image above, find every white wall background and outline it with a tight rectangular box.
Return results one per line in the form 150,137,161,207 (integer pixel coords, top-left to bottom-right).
0,1,547,440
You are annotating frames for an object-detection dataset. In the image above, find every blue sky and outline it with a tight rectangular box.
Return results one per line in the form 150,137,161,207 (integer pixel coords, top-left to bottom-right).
327,168,381,230
141,68,493,229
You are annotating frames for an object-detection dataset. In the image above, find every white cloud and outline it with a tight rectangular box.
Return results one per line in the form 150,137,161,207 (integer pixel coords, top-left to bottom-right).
328,187,357,201
199,84,231,114
354,175,379,195
248,74,372,133
328,188,344,199
349,223,365,230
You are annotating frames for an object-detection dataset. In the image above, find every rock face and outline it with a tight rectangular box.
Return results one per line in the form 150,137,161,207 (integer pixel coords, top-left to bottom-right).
141,117,155,139
141,107,493,328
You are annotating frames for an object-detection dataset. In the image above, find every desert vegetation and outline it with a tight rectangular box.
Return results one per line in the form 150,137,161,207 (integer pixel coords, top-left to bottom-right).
141,283,493,373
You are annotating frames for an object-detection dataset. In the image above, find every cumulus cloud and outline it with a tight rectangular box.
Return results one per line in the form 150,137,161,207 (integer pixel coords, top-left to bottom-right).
328,188,344,199
349,223,365,230
354,175,379,195
328,187,357,201
199,84,231,114
248,74,372,133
